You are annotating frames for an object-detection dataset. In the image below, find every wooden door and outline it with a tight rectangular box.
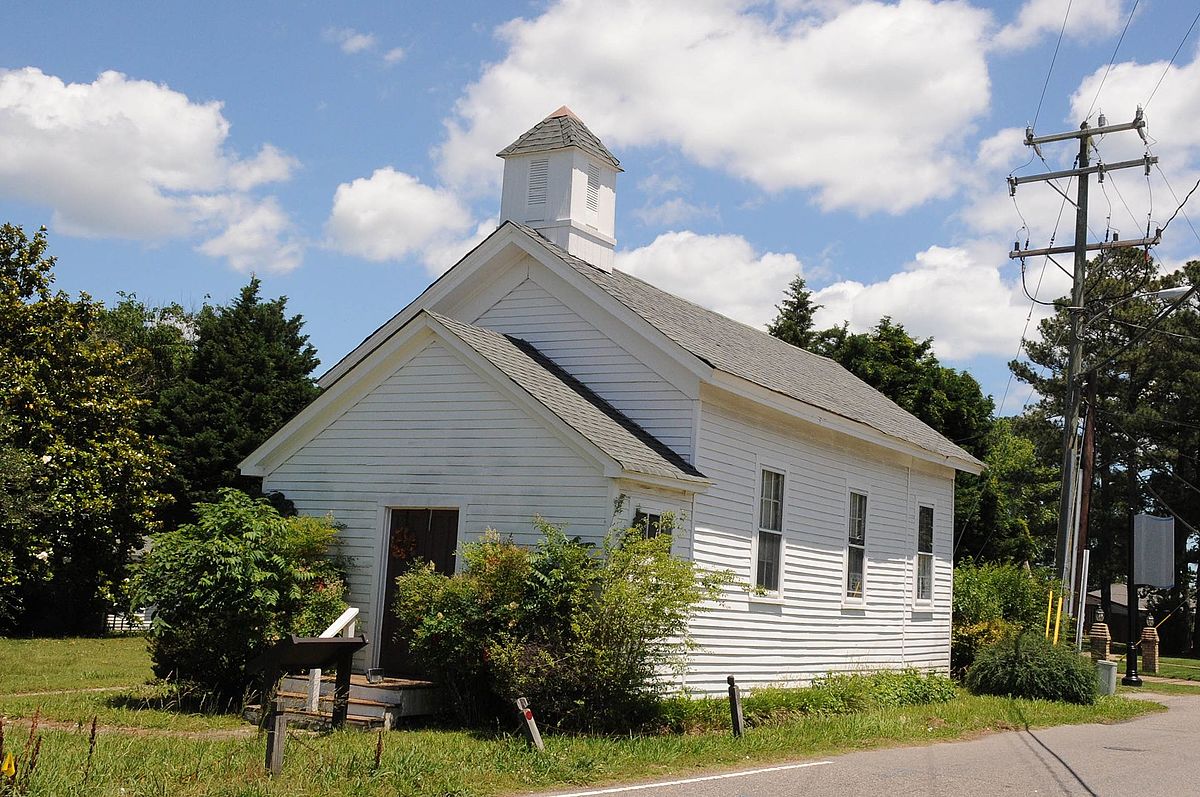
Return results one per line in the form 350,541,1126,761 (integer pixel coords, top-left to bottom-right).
378,508,459,677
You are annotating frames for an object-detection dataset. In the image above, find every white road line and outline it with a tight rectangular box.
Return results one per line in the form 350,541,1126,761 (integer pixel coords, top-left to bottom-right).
544,760,834,796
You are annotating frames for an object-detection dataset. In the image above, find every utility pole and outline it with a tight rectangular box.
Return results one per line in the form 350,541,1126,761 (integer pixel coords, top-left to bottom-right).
1008,108,1160,591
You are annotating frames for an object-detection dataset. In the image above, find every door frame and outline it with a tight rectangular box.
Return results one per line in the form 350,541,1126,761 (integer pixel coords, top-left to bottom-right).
371,496,469,670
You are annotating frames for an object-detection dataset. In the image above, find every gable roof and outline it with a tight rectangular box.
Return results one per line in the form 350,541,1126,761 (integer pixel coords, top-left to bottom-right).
507,223,982,469
497,106,623,171
425,312,706,485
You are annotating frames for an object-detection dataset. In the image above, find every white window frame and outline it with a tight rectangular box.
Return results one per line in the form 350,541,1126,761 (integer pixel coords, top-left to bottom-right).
752,465,787,598
844,487,869,603
915,502,935,605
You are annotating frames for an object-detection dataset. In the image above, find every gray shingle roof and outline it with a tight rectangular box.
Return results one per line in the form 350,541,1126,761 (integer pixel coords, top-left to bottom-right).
497,106,622,171
425,311,706,484
508,223,982,469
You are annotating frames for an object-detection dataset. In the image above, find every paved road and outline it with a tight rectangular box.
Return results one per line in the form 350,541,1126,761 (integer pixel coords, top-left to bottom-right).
535,693,1199,797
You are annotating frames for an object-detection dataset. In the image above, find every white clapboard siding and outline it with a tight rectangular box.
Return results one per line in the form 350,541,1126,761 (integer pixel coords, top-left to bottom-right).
473,278,695,461
263,340,612,663
683,393,954,694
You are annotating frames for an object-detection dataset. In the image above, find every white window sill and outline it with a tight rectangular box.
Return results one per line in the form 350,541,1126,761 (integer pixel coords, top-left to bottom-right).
913,601,934,613
841,600,866,611
748,594,785,606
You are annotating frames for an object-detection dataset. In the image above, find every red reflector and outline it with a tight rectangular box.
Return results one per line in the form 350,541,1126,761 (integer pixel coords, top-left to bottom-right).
523,710,534,721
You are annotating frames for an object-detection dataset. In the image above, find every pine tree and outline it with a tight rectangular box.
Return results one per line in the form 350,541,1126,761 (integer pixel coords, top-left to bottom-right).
767,275,820,349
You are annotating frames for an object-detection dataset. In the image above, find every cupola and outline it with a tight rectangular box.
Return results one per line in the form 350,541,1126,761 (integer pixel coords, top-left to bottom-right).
497,106,622,271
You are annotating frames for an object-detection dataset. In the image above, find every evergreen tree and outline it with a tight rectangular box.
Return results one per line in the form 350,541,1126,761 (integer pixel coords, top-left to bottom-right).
767,275,820,349
156,278,321,524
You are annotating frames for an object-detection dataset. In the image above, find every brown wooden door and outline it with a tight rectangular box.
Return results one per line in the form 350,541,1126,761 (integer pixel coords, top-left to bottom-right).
378,508,459,677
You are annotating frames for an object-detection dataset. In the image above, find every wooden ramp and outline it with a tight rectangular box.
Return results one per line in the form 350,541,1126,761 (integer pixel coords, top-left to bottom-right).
245,674,443,730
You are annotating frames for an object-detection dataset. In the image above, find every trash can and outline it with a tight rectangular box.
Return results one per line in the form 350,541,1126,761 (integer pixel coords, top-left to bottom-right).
1096,660,1118,696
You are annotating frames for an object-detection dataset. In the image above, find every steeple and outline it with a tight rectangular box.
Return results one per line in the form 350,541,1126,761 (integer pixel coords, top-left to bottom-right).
497,107,622,271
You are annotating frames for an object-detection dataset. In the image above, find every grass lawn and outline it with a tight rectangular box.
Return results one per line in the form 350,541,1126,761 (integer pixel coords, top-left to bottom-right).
0,638,1170,797
0,636,152,693
1153,656,1200,681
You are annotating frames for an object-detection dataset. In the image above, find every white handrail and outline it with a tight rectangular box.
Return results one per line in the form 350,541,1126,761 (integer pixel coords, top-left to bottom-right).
307,607,361,711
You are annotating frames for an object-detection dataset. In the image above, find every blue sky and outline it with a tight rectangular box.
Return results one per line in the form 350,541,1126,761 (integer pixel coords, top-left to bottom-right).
3,1,1200,415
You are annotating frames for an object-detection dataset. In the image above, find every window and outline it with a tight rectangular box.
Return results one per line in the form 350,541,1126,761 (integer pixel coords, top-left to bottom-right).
586,162,600,212
755,469,785,593
633,510,665,539
846,491,867,599
527,158,549,205
917,505,934,602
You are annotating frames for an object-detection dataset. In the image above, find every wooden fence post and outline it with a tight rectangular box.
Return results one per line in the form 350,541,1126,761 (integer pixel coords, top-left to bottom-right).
727,676,744,738
264,700,287,775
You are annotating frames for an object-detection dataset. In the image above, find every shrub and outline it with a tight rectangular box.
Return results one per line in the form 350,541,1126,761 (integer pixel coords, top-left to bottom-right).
965,630,1096,705
127,489,348,700
952,561,1054,675
391,516,732,731
660,669,958,733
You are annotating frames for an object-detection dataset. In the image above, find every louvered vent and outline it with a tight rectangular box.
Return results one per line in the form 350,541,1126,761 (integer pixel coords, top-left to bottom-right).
527,158,549,205
586,162,600,212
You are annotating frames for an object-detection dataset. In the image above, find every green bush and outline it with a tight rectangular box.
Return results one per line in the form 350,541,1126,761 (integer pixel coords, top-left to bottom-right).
661,669,958,733
391,516,731,731
128,489,348,700
952,561,1054,675
965,630,1096,705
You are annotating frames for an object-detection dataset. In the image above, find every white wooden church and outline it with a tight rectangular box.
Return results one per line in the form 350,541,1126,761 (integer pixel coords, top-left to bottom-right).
241,107,982,692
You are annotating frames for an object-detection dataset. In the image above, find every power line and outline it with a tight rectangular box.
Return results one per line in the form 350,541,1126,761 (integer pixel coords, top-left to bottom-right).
1145,7,1200,108
1034,0,1075,129
1155,164,1200,248
1158,173,1200,240
1086,0,1141,120
1141,479,1200,539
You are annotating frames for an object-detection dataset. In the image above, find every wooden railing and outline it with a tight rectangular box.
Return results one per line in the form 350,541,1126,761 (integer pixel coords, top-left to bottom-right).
307,607,360,711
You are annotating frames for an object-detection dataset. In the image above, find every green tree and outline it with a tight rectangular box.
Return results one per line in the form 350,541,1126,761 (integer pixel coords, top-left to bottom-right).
0,224,168,634
810,318,994,452
156,278,320,524
1013,249,1200,651
767,275,821,349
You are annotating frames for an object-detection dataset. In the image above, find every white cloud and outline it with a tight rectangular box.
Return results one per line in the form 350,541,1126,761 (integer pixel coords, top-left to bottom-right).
324,27,377,54
616,231,802,328
0,67,301,270
437,0,992,214
635,197,718,227
325,168,481,272
994,0,1124,51
383,47,406,64
197,197,303,274
813,244,1043,361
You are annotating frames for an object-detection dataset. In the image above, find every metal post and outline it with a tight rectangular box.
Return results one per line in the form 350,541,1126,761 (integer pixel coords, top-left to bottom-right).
1123,510,1143,686
727,676,744,738
265,699,287,775
515,697,544,751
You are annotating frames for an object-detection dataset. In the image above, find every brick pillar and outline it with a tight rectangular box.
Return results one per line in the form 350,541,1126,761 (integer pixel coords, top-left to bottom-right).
1141,622,1159,674
1090,620,1111,661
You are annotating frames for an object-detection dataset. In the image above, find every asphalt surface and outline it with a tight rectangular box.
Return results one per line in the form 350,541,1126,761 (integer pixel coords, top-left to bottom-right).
535,693,1200,797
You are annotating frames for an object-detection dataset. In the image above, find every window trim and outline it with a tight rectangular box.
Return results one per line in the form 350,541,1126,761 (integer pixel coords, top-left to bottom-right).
915,502,935,605
752,464,787,598
844,486,869,604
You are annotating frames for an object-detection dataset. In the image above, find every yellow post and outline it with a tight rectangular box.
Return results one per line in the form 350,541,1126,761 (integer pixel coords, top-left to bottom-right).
1045,590,1054,638
1053,594,1064,645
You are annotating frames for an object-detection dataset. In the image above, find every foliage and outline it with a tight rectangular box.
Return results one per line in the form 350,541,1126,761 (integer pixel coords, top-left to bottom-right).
766,275,821,349
127,489,347,699
391,517,732,731
951,561,1055,675
154,278,320,525
0,224,169,634
966,630,1096,705
661,669,957,733
1013,251,1200,652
